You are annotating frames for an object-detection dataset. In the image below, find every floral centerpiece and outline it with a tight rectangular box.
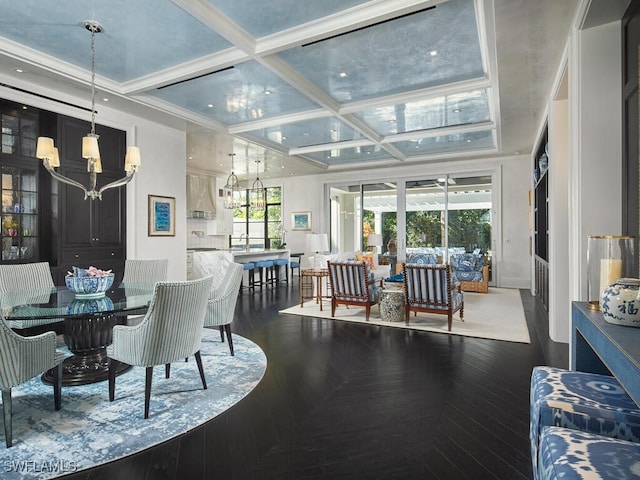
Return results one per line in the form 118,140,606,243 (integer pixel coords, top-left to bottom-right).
65,266,114,297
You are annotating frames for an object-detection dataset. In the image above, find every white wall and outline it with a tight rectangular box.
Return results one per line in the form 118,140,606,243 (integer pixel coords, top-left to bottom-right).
122,114,187,280
278,155,531,289
566,19,624,320
500,155,532,288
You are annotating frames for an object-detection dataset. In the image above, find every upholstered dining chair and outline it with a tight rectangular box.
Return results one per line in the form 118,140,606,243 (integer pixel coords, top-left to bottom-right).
0,262,60,332
402,263,464,331
121,259,168,319
203,262,242,356
0,314,66,447
327,260,382,322
106,275,214,419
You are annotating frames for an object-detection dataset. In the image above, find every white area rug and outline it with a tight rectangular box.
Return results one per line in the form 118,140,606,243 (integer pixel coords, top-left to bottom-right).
280,288,530,344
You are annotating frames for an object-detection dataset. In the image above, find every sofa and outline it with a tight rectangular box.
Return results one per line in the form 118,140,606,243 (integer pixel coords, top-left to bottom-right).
450,253,489,293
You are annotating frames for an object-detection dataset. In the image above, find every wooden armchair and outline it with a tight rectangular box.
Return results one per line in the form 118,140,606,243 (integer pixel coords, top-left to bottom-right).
402,263,464,331
327,260,382,321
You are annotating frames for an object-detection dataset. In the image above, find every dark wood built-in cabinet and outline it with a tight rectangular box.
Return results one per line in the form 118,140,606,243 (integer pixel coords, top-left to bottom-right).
0,99,127,285
533,125,549,311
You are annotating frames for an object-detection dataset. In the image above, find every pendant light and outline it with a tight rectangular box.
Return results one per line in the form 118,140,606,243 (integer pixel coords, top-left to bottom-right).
35,20,141,200
250,160,265,210
223,153,240,209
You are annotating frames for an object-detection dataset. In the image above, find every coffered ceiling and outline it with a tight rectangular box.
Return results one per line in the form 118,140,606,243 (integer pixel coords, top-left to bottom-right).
0,0,587,179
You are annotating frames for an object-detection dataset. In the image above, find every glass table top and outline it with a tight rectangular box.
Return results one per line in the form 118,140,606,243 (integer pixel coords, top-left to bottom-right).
1,283,155,320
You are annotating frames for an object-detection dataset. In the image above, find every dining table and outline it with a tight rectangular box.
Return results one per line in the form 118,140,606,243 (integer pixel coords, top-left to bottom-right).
1,282,155,386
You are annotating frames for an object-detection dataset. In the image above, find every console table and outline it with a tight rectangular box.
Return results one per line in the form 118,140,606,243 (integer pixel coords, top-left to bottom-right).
572,301,640,405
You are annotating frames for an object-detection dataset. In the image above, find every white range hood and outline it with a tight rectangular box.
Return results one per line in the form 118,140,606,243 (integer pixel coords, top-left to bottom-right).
187,175,216,219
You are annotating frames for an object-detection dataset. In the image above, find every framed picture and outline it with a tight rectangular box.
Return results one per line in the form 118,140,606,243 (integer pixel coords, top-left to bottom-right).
291,211,311,231
148,195,175,237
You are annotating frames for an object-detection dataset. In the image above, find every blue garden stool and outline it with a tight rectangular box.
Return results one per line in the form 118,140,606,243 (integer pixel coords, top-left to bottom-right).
240,262,255,292
530,366,640,479
272,258,289,284
538,426,640,480
254,260,274,288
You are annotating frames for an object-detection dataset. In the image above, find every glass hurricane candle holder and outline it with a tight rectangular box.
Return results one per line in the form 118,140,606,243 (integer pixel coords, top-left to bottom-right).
587,235,635,311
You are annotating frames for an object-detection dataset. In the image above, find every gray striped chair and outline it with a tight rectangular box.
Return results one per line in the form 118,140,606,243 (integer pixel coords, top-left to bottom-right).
121,259,168,319
0,313,66,447
106,276,214,419
402,263,464,331
327,260,382,322
0,262,60,332
203,262,243,356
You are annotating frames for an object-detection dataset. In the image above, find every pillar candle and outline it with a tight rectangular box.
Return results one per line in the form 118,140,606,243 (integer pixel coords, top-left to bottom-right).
600,258,622,297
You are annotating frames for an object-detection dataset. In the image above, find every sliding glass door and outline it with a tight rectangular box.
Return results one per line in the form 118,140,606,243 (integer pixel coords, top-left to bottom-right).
328,173,494,284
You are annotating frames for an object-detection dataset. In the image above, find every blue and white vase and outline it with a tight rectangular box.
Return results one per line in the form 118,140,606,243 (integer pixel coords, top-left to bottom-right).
538,153,548,174
601,278,640,327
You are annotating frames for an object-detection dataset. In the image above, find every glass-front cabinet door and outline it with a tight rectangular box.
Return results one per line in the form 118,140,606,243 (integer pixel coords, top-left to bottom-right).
1,166,38,262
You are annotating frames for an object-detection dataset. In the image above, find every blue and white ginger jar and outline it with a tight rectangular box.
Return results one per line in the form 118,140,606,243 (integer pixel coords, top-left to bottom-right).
601,278,640,327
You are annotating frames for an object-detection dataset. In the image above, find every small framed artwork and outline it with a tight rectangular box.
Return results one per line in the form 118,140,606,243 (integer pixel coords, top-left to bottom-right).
291,211,311,231
148,195,176,237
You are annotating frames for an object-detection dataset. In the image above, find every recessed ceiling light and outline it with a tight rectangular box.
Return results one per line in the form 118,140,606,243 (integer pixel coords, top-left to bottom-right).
282,136,287,140
452,108,460,113
264,89,272,95
339,72,348,78
303,132,310,136
21,106,28,110
466,139,472,143
102,98,109,102
281,165,285,169
429,50,438,57
389,119,396,124
290,173,295,176
188,156,193,160
207,104,214,108
15,68,23,73
514,151,521,155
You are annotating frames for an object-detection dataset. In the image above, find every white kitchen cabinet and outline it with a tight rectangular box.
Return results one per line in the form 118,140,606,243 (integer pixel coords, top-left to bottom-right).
205,178,233,236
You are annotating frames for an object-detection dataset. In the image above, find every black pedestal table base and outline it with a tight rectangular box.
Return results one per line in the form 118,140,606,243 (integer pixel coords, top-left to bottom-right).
42,312,132,386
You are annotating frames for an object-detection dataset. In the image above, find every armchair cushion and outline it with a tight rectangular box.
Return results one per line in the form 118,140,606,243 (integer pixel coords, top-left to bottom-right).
407,253,439,265
450,253,484,272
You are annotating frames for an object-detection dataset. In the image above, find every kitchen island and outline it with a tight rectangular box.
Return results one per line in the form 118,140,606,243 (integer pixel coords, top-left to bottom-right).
188,248,291,283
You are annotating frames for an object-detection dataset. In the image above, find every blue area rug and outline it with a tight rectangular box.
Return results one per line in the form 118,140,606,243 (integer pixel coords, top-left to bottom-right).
0,330,266,479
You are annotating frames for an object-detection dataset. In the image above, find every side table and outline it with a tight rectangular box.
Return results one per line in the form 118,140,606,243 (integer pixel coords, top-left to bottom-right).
301,268,330,310
380,289,405,322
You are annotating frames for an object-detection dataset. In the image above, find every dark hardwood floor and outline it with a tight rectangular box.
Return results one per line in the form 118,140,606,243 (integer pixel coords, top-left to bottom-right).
68,283,567,480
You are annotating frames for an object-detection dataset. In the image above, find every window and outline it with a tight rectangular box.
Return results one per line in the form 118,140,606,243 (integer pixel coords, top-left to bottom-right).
231,186,282,249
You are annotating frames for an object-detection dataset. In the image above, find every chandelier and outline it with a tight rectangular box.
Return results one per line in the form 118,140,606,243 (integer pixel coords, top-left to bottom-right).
250,160,265,210
35,20,141,200
223,153,240,209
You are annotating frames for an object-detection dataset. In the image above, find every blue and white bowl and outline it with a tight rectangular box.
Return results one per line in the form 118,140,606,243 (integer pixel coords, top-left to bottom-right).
65,273,114,297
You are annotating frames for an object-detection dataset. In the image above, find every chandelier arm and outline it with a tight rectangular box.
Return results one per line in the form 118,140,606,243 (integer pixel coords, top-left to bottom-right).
97,172,136,200
43,161,90,200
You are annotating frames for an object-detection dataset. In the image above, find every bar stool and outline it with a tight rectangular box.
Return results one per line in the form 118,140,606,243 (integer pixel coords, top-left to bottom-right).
290,253,302,281
240,262,255,292
530,366,640,479
254,260,274,289
272,258,289,284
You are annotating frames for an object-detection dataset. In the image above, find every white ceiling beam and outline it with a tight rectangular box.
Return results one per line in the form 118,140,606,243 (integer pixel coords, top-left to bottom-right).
255,0,449,57
228,108,331,134
381,121,495,143
340,77,492,114
289,139,374,156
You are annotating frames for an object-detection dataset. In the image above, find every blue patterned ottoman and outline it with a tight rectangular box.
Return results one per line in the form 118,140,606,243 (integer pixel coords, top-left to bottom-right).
538,426,640,480
530,366,640,479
